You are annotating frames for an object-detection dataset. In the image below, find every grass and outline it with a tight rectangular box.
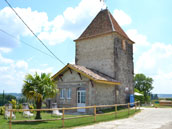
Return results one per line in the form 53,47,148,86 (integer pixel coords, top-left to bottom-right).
0,109,140,129
143,100,172,108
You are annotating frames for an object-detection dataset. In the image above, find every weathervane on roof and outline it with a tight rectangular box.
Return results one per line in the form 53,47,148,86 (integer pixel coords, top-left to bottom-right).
100,0,107,10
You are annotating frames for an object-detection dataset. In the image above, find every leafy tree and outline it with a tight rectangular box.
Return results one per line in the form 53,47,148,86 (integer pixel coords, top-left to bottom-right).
2,90,5,105
151,94,159,100
134,73,153,103
134,88,144,104
17,96,27,104
22,72,57,119
0,94,16,106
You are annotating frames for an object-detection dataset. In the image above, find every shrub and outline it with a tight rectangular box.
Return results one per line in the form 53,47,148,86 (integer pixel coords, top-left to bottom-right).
9,99,17,109
0,106,5,115
29,104,34,113
17,104,23,113
135,95,144,104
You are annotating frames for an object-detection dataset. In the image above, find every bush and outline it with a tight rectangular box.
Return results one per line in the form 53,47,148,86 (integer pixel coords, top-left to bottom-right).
0,106,5,115
9,99,17,109
135,95,145,104
166,98,172,101
29,104,34,113
17,104,23,113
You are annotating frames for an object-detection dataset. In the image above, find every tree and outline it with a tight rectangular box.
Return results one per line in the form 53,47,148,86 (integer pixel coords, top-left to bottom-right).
0,94,16,106
134,73,153,103
2,90,5,105
22,72,57,119
134,88,144,104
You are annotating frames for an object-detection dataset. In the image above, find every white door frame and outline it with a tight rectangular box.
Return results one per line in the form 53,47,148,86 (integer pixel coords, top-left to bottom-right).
77,90,86,112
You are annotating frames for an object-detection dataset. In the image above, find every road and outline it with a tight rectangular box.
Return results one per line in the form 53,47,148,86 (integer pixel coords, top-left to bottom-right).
74,108,172,129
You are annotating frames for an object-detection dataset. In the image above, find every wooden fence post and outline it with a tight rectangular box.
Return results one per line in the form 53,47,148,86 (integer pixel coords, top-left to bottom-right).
128,103,130,116
135,102,136,112
62,108,65,128
139,101,140,110
94,105,96,122
9,110,12,129
115,104,117,118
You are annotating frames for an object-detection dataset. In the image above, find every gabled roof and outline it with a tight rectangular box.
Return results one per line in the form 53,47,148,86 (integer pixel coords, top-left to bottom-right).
75,9,134,43
52,64,120,85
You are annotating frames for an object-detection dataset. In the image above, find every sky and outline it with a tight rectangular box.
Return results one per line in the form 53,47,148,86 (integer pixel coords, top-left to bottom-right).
0,0,172,94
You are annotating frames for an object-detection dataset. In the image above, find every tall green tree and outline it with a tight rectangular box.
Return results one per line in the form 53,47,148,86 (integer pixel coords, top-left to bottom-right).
2,90,5,105
22,72,57,119
134,73,153,103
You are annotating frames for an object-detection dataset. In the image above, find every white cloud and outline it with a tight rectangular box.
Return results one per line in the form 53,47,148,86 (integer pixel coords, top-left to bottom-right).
134,39,172,93
38,30,74,45
127,29,150,46
0,53,14,64
0,7,48,48
0,47,11,53
152,71,172,94
0,0,103,46
135,42,172,73
39,0,103,45
15,60,28,69
0,57,54,93
126,29,150,53
113,9,132,26
0,66,9,72
70,59,75,64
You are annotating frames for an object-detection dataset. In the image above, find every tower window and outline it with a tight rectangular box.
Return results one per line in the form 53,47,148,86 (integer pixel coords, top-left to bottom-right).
114,47,118,58
122,40,126,50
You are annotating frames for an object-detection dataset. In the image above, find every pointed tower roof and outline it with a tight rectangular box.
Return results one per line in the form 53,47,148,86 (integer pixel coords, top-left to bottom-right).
75,9,134,43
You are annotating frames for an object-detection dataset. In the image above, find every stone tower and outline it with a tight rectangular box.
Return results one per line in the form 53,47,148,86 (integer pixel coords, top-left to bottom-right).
74,9,134,103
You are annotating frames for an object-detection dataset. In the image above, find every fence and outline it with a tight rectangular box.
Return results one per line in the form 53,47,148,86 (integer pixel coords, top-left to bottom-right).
8,101,140,129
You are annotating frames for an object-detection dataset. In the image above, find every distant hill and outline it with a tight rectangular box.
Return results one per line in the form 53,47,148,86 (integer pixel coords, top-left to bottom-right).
158,94,172,98
5,93,22,99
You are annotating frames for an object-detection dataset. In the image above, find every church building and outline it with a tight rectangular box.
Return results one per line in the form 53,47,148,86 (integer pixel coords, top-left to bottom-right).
52,9,134,113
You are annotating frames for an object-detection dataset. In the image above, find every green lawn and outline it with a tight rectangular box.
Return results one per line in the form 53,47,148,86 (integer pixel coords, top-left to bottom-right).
0,109,140,129
142,100,172,108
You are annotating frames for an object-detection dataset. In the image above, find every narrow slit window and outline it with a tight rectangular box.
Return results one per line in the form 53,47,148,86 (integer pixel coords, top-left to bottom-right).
122,40,126,50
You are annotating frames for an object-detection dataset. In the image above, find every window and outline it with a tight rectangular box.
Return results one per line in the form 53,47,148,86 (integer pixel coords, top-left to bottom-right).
122,40,126,50
60,89,65,99
67,88,71,99
114,47,118,58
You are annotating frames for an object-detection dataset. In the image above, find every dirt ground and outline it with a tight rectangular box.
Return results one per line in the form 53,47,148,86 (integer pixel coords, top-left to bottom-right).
74,108,172,129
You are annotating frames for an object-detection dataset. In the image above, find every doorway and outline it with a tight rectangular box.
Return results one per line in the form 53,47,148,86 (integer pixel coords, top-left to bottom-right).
77,88,86,112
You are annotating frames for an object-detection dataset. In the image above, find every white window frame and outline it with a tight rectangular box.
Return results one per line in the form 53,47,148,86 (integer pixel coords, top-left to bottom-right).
67,88,71,99
60,89,65,99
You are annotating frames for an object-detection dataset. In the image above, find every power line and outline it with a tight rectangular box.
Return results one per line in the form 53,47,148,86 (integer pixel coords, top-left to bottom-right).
4,0,66,65
0,29,54,58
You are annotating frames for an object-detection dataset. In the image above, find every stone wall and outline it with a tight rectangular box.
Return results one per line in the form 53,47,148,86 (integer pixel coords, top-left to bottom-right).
92,83,116,105
75,32,134,104
113,33,134,103
75,33,116,78
54,68,118,114
56,69,90,112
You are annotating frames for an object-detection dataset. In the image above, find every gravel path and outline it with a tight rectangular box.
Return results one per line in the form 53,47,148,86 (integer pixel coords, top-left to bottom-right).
74,108,172,129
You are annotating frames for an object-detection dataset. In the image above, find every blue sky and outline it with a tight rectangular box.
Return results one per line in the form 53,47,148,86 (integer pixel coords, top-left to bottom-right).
0,0,172,94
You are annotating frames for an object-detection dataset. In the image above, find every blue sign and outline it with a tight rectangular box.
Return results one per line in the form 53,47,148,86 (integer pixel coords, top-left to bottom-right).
130,94,135,107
